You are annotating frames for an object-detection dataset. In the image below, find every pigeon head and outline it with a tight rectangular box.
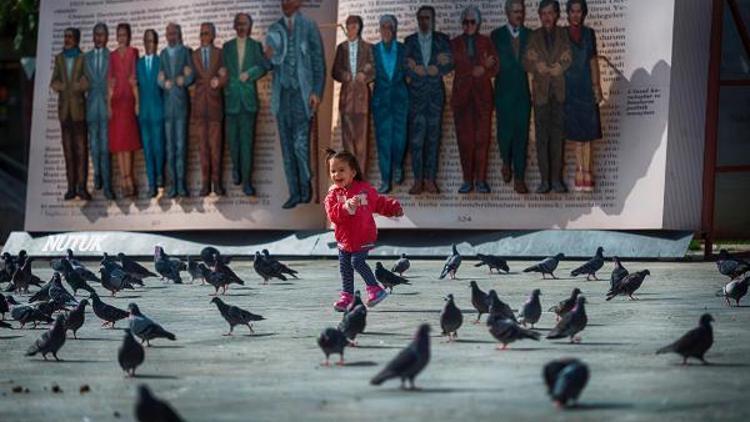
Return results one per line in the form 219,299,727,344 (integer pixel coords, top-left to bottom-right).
6,295,19,305
469,280,478,289
154,246,164,257
78,299,89,307
532,289,541,297
1,252,10,260
254,251,262,258
66,249,74,258
137,384,155,402
699,313,714,326
718,249,729,259
415,323,431,340
571,287,582,297
210,297,223,305
451,244,458,254
613,256,622,265
127,303,142,316
54,313,66,325
401,253,407,258
262,249,270,256
89,291,99,300
596,247,604,256
444,294,455,302
376,262,384,269
354,290,361,298
52,272,62,283
117,252,126,259
641,269,651,277
555,253,565,260
351,304,366,315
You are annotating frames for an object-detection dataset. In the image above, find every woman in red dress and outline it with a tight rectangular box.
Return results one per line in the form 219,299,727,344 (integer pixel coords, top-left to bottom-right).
108,23,141,197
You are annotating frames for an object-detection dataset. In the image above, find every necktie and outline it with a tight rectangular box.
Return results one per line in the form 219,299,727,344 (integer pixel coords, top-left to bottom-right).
203,48,208,69
96,50,101,73
147,56,151,74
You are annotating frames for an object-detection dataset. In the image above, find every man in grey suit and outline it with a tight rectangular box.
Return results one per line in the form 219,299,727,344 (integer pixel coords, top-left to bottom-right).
265,0,326,209
158,23,194,198
84,22,114,200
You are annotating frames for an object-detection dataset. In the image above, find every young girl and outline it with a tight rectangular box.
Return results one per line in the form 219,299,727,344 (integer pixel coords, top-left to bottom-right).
325,149,404,312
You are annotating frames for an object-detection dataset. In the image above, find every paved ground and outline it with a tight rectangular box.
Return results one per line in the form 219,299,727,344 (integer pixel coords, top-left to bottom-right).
1,257,748,422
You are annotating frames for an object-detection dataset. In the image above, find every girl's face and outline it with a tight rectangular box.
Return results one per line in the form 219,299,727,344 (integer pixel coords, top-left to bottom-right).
117,28,129,47
329,158,356,189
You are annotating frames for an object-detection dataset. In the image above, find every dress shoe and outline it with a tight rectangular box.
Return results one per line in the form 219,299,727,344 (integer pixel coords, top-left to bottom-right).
94,176,102,190
199,186,211,197
104,188,116,200
475,181,491,193
408,180,423,195
501,164,512,183
394,169,404,185
232,169,241,186
178,185,189,197
536,181,551,194
551,181,568,193
63,190,76,200
243,183,256,196
167,187,178,198
147,186,158,198
300,181,312,203
458,181,473,194
423,180,439,194
77,187,92,201
213,184,226,196
514,180,529,194
377,182,391,194
282,196,300,209
156,177,164,188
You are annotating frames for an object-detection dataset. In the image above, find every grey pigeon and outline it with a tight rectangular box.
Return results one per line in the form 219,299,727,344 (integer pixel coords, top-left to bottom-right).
570,247,604,280
440,294,463,341
523,253,564,279
518,289,542,328
606,269,650,301
391,253,410,276
657,313,714,365
128,303,176,346
59,259,97,296
547,296,588,343
90,292,129,328
154,246,183,284
253,251,287,284
118,252,158,280
11,303,53,328
99,266,136,296
317,327,348,366
439,244,462,280
28,276,53,303
135,384,184,422
26,314,67,361
469,281,489,323
610,256,629,289
474,253,510,273
210,297,265,336
543,358,590,408
375,262,411,293
119,328,145,376
262,249,299,278
64,298,88,339
487,315,540,349
486,289,517,322
548,288,582,321
338,304,367,345
187,256,203,283
716,249,750,280
347,290,365,313
370,324,431,390
48,273,78,309
717,275,749,307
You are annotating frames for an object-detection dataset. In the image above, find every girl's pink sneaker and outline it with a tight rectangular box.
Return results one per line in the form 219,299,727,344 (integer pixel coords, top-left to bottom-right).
365,285,388,307
334,291,354,312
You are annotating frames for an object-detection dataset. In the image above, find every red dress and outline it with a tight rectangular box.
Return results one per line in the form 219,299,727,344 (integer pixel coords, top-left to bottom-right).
108,47,141,152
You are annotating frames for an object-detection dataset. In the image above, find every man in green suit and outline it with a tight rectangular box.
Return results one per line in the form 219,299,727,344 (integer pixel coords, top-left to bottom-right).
222,13,270,196
491,0,531,194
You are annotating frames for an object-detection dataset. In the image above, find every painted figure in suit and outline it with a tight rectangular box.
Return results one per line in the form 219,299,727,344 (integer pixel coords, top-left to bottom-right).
83,23,113,199
332,15,375,178
450,6,499,194
159,23,194,198
51,27,90,201
223,13,269,197
524,0,572,194
265,0,326,209
191,22,227,197
136,29,165,198
404,5,453,195
372,15,408,194
491,0,532,194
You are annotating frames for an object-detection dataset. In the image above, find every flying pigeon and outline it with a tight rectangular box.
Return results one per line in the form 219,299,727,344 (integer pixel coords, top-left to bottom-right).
90,292,129,328
518,289,542,328
210,297,265,336
117,252,158,280
317,327,348,366
135,384,184,422
474,254,510,273
523,253,564,279
26,314,67,361
391,253,410,276
128,303,176,346
548,288,582,321
487,314,540,350
439,244,462,280
262,249,299,279
253,251,287,284
370,324,431,390
610,256,629,289
486,289,517,322
717,275,749,307
606,269,650,301
440,294,463,341
64,299,88,339
154,246,183,284
543,358,590,408
338,304,367,345
547,296,588,343
657,313,714,365
716,249,750,280
469,281,489,323
570,247,605,280
375,262,411,293
119,328,145,377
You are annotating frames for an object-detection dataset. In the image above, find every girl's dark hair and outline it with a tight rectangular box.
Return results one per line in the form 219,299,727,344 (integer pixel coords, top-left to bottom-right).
325,148,363,181
566,0,588,17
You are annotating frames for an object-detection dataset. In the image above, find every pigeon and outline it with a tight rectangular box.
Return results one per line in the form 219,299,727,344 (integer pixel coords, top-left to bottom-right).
26,314,67,361
253,251,287,284
213,254,245,288
262,249,299,279
48,273,78,309
199,264,230,295
547,296,588,343
439,244,462,280
119,328,145,377
11,303,53,328
187,256,203,283
128,303,176,346
486,289,517,322
391,253,410,276
28,276,53,303
716,249,750,280
347,290,365,313
570,247,605,280
135,384,184,422
518,289,542,328
610,256,629,289
99,266,136,296
338,304,367,345
64,249,100,283
118,252,158,280
59,259,97,296
543,358,590,408
487,314,540,350
0,320,11,329
523,253,564,279
317,327,349,366
474,253,510,273
375,262,411,293
154,246,183,284
469,281,489,323
440,294,463,341
717,275,749,307
90,292,129,328
0,252,16,284
64,299,88,339
657,313,714,365
101,252,117,266
0,294,11,320
370,324,431,390
201,246,230,267
548,288,582,321
210,297,265,336
606,269,650,301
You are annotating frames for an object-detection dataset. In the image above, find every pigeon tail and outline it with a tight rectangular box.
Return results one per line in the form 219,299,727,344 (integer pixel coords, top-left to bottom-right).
370,369,395,386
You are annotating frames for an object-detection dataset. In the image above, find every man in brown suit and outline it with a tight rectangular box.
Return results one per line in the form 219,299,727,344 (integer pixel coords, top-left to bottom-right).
51,27,91,200
524,0,571,194
332,15,375,177
191,22,227,196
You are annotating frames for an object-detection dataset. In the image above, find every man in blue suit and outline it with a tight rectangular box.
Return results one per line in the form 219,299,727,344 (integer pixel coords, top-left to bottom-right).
265,0,326,209
137,29,165,198
84,22,114,200
404,5,453,195
158,23,194,198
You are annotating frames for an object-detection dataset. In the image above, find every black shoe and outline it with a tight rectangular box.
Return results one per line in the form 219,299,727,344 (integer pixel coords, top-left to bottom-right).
232,170,241,186
282,196,300,209
167,187,178,198
300,181,312,203
243,183,255,196
178,185,189,197
63,190,76,200
213,185,226,196
458,182,473,194
94,176,102,190
535,182,551,194
156,177,164,188
377,182,391,194
104,188,116,200
199,186,211,197
551,181,568,193
77,187,92,201
394,169,404,185
476,181,491,193
147,186,157,198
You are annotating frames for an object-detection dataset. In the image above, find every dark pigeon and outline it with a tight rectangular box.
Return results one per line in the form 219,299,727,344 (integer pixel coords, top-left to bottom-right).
610,256,629,289
128,303,176,346
338,304,367,345
0,320,11,329
548,288,582,321
90,292,129,328
487,314,540,349
213,253,245,288
391,253,410,276
28,276,53,303
99,265,137,296
135,384,184,422
118,252,158,280
317,327,348,366
199,264,230,295
657,313,714,365
375,262,411,293
547,296,588,343
543,358,590,408
210,297,265,336
64,249,100,283
253,251,287,284
370,324,431,390
518,289,542,328
262,249,299,279
59,259,97,296
0,294,10,320
716,249,750,280
347,290,365,313
26,314,67,361
486,289,517,322
440,294,463,341
717,275,749,307
200,246,230,267
119,328,145,377
469,281,489,323
523,253,564,279
570,247,605,280
0,252,16,284
439,244,462,280
154,246,183,284
48,273,78,309
474,253,510,273
64,299,88,339
606,269,650,301
187,256,203,283
11,303,53,328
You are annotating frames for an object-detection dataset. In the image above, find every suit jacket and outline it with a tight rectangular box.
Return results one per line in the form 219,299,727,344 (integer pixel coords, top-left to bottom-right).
371,41,408,117
136,55,164,122
450,34,499,109
524,26,572,105
158,45,194,119
83,48,109,122
403,31,453,103
268,12,326,119
190,45,226,121
222,38,267,115
491,25,531,106
332,39,374,114
51,52,88,122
